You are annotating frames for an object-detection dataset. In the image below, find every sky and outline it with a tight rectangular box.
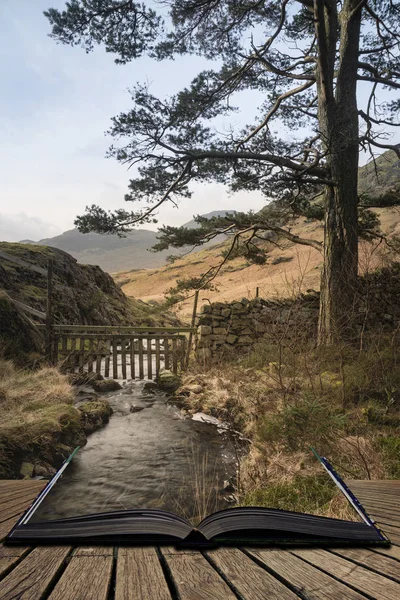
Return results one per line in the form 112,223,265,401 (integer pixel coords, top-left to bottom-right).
0,1,399,243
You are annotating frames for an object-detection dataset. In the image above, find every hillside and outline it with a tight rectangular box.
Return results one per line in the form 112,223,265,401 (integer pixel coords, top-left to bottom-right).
115,150,400,316
23,210,235,273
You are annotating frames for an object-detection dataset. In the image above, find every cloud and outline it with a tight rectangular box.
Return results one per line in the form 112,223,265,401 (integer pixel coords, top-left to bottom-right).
0,213,62,243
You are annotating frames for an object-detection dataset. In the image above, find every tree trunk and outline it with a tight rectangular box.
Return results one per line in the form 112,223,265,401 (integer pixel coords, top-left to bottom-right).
317,0,362,345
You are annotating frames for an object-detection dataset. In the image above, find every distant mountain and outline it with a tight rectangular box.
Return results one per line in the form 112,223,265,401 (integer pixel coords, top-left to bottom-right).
21,210,236,273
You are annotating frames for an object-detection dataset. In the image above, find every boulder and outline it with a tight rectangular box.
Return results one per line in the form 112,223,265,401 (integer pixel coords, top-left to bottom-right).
78,399,113,434
156,369,181,392
19,462,34,479
92,379,122,393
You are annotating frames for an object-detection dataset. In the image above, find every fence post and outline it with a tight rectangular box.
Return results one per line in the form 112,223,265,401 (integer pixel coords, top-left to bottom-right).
45,258,54,364
256,286,259,298
185,290,199,369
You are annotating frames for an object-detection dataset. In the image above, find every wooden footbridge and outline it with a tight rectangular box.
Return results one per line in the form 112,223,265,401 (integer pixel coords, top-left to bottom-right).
0,480,399,599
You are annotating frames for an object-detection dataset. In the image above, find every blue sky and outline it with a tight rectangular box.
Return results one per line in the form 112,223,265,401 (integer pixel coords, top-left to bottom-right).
0,0,398,242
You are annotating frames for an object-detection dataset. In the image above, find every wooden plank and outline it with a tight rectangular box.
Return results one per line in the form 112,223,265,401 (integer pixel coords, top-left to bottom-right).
207,547,299,600
130,337,135,380
292,548,400,600
7,297,46,320
87,339,94,373
0,250,48,276
96,349,102,375
41,325,196,333
121,339,127,380
138,339,144,380
48,552,113,600
332,548,400,582
0,514,25,543
0,544,32,579
244,548,367,600
372,544,400,561
180,336,187,371
147,339,152,380
0,497,42,524
115,547,172,600
105,340,110,378
79,337,85,374
155,338,161,376
160,547,236,599
374,522,400,543
164,338,170,370
113,338,118,379
172,338,178,375
0,546,71,600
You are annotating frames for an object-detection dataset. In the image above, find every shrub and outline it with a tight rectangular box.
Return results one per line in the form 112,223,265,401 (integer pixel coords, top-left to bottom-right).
240,473,337,514
257,394,347,452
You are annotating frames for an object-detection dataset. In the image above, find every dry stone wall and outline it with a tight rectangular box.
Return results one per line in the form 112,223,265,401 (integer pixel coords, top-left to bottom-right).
195,263,400,359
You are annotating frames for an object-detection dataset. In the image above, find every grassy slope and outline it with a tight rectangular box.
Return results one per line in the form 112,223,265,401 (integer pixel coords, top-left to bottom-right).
115,206,400,317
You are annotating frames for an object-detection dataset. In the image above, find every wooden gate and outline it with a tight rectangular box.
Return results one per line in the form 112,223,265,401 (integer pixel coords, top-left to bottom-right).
49,326,193,380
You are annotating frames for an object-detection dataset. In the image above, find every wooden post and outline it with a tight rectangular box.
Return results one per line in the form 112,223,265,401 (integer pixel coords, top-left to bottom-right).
185,290,199,369
256,286,259,298
45,258,54,363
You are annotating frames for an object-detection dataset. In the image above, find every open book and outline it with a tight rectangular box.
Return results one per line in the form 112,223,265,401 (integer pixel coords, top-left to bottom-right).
6,448,389,547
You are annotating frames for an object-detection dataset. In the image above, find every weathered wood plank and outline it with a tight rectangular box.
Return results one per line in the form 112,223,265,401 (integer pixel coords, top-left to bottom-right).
115,547,172,600
0,546,71,600
79,337,85,374
0,497,41,524
0,250,48,276
164,338,170,370
245,548,367,600
113,338,118,379
293,548,400,600
147,340,152,380
105,341,110,377
331,548,400,582
130,338,135,380
0,545,31,579
207,547,299,600
155,339,161,376
6,297,46,320
138,339,144,380
374,523,400,544
372,544,400,561
96,351,102,375
48,554,113,600
160,547,236,599
121,340,127,380
44,325,195,333
172,339,178,375
87,339,94,373
0,514,25,543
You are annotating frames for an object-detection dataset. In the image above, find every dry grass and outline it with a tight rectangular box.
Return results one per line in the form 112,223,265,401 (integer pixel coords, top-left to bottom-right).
0,360,78,475
114,206,400,318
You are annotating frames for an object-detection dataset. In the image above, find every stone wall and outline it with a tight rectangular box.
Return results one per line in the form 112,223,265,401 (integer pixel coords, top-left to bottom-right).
195,263,400,359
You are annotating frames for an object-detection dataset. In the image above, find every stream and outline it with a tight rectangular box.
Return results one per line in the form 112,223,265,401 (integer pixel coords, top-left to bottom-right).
32,380,241,524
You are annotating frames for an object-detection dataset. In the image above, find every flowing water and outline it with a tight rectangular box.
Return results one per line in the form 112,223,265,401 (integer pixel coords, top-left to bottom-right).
33,380,240,524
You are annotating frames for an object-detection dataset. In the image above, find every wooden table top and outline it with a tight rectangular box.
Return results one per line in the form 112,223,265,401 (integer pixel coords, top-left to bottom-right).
0,479,399,599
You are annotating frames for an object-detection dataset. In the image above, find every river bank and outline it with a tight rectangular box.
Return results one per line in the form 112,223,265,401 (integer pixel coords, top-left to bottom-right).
173,337,400,518
0,360,112,479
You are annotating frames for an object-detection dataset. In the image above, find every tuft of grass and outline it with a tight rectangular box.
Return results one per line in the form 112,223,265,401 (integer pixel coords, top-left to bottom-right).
376,435,400,478
239,473,339,515
0,359,78,476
